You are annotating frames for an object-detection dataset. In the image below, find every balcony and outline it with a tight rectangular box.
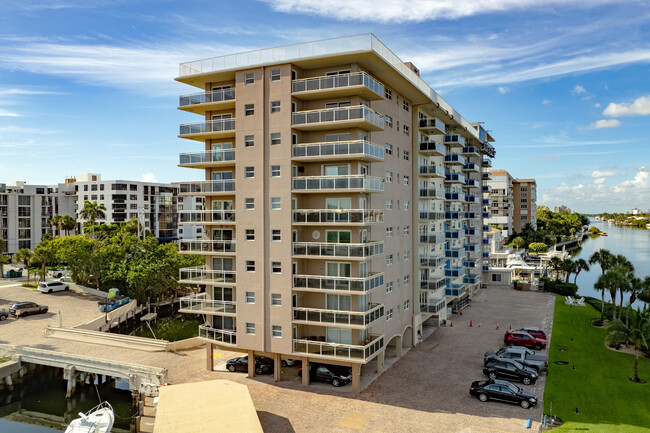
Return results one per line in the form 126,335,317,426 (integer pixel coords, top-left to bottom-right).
445,192,466,202
178,88,236,114
463,260,476,268
465,195,477,203
179,210,235,225
482,198,490,205
445,230,460,239
178,180,235,196
445,266,463,278
465,245,477,252
445,135,466,148
445,249,461,258
419,140,445,156
292,333,384,363
198,325,236,346
482,142,496,158
482,185,491,192
179,239,235,254
482,158,492,167
179,118,236,140
419,164,446,178
445,173,466,184
418,117,446,134
462,146,480,157
291,105,384,131
464,227,476,235
419,233,441,244
462,163,480,172
179,266,236,285
420,297,446,314
179,149,235,168
292,303,384,328
418,211,446,221
444,154,466,166
446,285,466,297
293,273,384,293
465,178,478,187
463,275,479,284
179,293,236,315
420,255,445,268
420,277,446,291
482,172,492,180
292,209,383,225
292,140,383,162
292,72,384,101
445,211,461,220
292,175,383,193
292,241,384,259
419,188,444,199
464,212,477,219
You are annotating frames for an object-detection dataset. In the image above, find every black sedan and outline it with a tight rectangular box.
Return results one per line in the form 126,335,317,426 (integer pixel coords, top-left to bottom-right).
483,358,538,385
298,363,352,387
226,356,274,375
9,302,48,318
470,379,538,408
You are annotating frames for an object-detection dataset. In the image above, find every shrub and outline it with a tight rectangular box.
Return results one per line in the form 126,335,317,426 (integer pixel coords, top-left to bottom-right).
22,282,38,289
540,277,578,296
528,242,548,253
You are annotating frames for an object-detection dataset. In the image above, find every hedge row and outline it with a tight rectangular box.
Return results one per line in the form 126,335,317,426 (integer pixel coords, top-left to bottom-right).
540,277,578,297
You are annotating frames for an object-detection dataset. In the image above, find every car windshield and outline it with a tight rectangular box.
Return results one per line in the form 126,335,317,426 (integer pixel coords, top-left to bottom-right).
511,360,524,369
506,382,520,393
496,348,506,355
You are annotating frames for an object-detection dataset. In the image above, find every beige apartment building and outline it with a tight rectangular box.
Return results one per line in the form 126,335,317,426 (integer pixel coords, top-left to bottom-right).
512,178,537,232
174,34,495,392
485,170,537,236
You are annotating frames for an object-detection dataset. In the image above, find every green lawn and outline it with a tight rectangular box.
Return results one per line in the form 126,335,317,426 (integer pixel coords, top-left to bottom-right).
544,296,650,432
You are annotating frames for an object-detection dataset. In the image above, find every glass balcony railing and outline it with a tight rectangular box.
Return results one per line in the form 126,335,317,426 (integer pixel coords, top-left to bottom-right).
482,158,492,167
419,164,446,177
179,88,235,107
292,209,383,225
292,72,384,98
292,175,383,192
445,192,466,202
292,333,384,362
445,173,466,184
179,239,235,254
483,142,496,158
178,180,235,195
445,135,466,146
446,286,466,297
419,141,445,155
292,241,384,259
293,273,384,293
418,117,446,133
462,146,480,156
420,297,446,314
292,303,384,327
463,163,480,172
179,210,235,224
179,149,235,165
464,275,479,284
444,154,467,165
179,293,236,315
418,211,446,221
292,105,384,129
420,277,446,291
179,118,236,136
419,255,445,268
179,266,236,284
199,325,236,345
292,140,383,160
419,233,440,244
465,178,478,187
419,188,444,199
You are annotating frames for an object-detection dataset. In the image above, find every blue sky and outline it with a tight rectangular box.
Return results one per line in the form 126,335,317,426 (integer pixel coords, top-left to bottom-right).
1,0,649,213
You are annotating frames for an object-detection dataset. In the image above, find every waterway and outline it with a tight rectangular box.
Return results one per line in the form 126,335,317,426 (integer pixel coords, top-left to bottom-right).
572,219,650,309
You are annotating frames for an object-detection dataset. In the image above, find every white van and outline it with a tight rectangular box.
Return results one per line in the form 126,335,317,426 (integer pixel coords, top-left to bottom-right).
38,281,70,293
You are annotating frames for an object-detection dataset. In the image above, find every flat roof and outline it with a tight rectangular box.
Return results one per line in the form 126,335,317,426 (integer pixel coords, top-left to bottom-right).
177,33,489,144
153,380,263,433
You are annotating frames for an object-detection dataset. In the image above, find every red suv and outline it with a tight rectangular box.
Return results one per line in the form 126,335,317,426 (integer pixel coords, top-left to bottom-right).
504,331,546,350
517,327,547,341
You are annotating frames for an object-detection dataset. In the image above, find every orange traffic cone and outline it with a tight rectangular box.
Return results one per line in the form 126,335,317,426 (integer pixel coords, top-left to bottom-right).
479,323,482,328
460,310,463,316
450,320,453,327
496,324,499,330
509,325,512,330
469,320,473,327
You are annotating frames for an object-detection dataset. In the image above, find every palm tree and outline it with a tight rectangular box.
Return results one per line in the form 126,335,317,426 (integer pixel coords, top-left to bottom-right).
14,248,34,282
548,256,563,280
606,312,650,383
626,277,644,326
589,248,613,275
561,258,575,283
573,259,590,285
613,255,635,316
594,274,610,323
0,238,6,279
511,236,526,250
606,266,630,321
33,241,57,282
61,215,76,236
49,215,62,237
79,201,106,237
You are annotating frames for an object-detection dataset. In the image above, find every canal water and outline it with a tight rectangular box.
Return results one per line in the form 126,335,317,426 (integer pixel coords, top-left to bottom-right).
572,219,650,309
0,367,136,432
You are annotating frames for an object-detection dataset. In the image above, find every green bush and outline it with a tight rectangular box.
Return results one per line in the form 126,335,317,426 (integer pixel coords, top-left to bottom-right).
540,277,578,296
22,282,38,289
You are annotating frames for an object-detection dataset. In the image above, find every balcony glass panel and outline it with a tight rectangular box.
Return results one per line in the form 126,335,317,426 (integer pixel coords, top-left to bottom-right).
179,88,235,107
180,293,236,314
292,175,383,192
292,72,383,96
179,266,236,284
293,241,384,258
179,118,236,135
179,149,235,165
178,180,235,194
199,325,236,345
419,165,446,177
180,240,236,253
291,106,384,129
179,210,235,224
292,333,384,361
292,209,383,225
293,303,384,327
292,140,383,160
293,273,384,293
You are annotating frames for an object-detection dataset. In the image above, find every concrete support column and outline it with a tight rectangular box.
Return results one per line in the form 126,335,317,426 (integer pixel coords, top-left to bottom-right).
4,375,13,391
395,336,403,358
376,351,385,374
205,343,214,371
301,358,310,386
64,366,77,398
351,363,361,394
247,350,255,378
273,353,282,382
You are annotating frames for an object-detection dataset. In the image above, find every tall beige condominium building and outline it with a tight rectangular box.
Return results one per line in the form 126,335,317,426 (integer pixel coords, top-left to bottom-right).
175,34,495,392
512,178,537,232
485,170,514,236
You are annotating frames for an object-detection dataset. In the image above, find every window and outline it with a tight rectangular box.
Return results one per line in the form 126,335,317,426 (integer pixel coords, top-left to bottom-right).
521,215,528,220
521,187,528,191
84,185,88,191
271,294,282,305
245,198,255,210
272,230,281,241
100,184,104,191
403,176,409,186
245,167,255,178
100,195,104,200
404,250,410,260
272,261,282,273
403,150,409,161
521,204,528,209
244,104,254,116
404,200,410,211
271,133,281,145
386,281,393,293
245,73,254,85
386,200,393,210
404,226,410,235
403,100,409,111
386,254,393,266
246,229,255,241
271,69,281,81
403,125,409,136
130,194,137,200
385,171,392,183
271,165,281,177
271,101,281,113
492,274,502,282
385,115,393,128
272,325,282,338
326,230,351,243
271,197,281,209
404,275,410,285
387,309,394,321
521,198,528,203
246,261,255,272
246,323,255,334
245,135,255,147
386,227,393,237
246,291,255,303
385,144,393,155
404,300,410,311
385,88,392,100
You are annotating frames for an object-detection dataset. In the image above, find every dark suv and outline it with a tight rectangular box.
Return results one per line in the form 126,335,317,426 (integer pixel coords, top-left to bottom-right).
226,356,274,375
298,363,352,387
483,358,538,385
10,302,48,318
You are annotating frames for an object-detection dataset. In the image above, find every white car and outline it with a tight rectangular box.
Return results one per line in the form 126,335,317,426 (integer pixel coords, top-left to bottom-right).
38,281,70,293
50,269,68,278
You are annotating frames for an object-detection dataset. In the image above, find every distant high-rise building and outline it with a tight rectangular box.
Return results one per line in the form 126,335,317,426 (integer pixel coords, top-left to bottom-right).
485,171,537,235
512,178,537,232
553,205,571,214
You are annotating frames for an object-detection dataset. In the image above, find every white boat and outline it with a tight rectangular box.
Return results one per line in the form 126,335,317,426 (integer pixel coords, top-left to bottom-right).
65,401,114,433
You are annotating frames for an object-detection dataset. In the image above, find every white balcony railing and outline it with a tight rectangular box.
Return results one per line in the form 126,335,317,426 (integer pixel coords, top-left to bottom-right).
179,149,235,165
179,266,236,284
292,209,383,225
178,180,235,195
179,118,236,136
199,325,236,345
292,106,383,129
179,88,235,107
292,140,383,160
179,239,236,254
293,273,384,293
292,303,384,327
179,210,235,224
292,175,383,192
292,241,384,259
292,333,384,362
292,72,384,96
179,293,236,315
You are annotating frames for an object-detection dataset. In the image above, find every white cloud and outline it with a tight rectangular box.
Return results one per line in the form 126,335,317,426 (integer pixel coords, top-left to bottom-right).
261,0,619,22
497,86,509,94
603,95,650,117
0,110,20,117
593,177,606,185
542,99,551,105
588,119,620,129
594,103,601,108
572,85,587,95
591,170,617,179
141,173,157,183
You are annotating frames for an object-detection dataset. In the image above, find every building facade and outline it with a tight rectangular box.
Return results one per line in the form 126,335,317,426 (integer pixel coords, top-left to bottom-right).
512,178,537,232
174,34,495,391
485,170,514,236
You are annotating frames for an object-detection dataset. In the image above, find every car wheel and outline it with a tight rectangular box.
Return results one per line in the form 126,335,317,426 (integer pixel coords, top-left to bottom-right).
281,360,287,367
520,400,530,409
48,289,53,293
478,394,488,402
522,377,532,385
332,379,341,387
255,367,263,375
533,344,542,350
65,286,69,291
43,308,48,314
0,314,6,321
488,372,497,380
228,365,236,372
